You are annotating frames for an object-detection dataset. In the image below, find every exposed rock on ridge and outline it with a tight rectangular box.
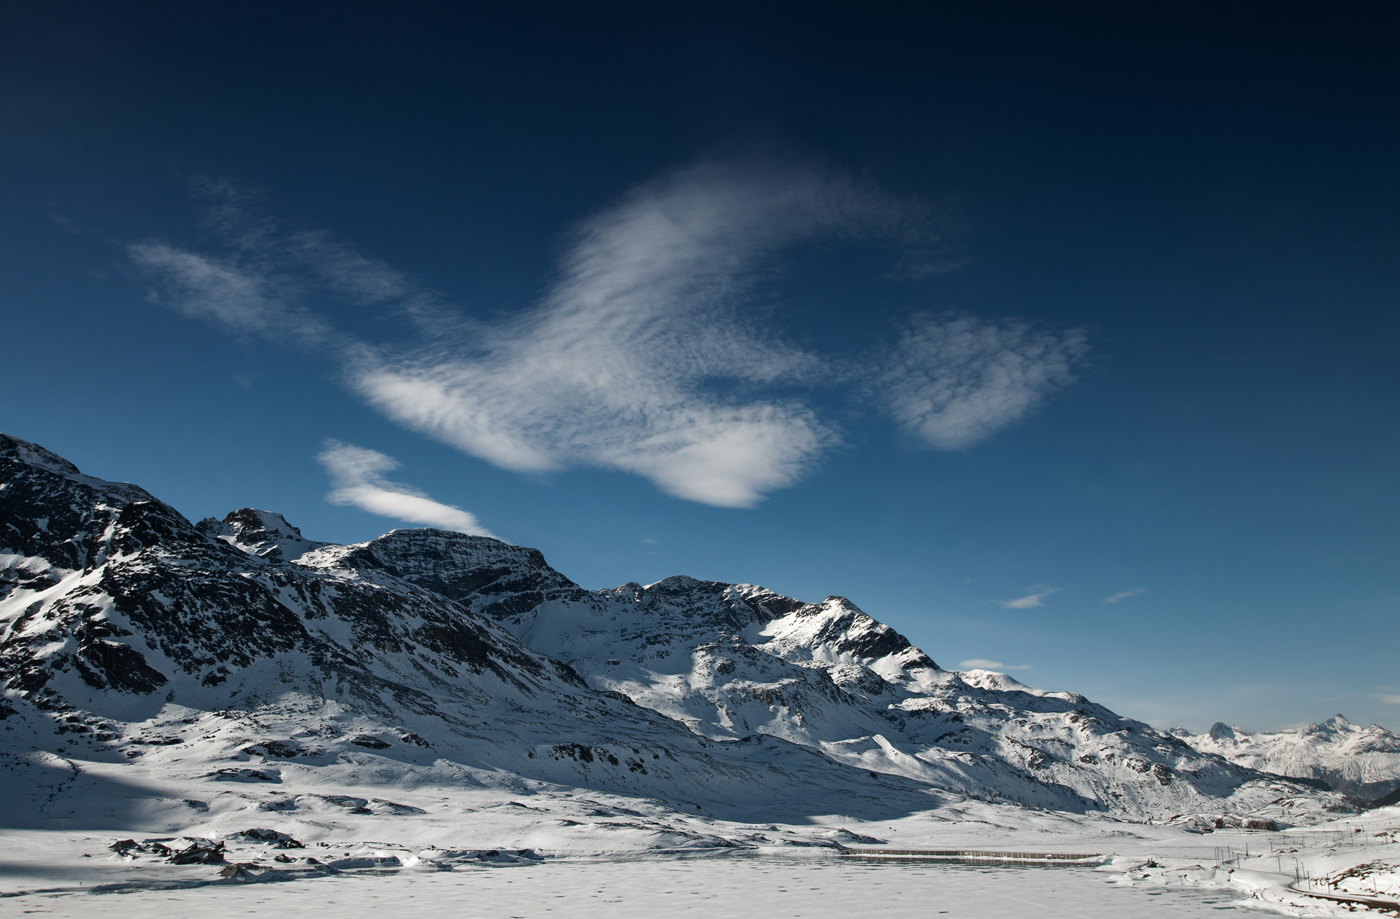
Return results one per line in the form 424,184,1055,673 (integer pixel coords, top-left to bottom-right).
196,508,328,562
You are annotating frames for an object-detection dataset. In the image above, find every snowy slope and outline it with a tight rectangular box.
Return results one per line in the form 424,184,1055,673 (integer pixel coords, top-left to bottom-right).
0,433,1346,834
0,434,948,826
1172,717,1400,801
441,572,1313,821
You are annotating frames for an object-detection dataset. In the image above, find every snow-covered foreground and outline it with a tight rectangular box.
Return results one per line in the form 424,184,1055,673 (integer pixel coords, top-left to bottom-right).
2,801,1396,917
0,849,1243,918
1116,805,1400,916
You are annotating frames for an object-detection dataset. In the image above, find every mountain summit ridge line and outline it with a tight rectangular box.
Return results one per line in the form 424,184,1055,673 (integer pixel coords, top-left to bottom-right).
2,432,1383,833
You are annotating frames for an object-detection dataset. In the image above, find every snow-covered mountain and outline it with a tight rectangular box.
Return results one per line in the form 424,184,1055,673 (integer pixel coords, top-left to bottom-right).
0,434,1348,833
425,566,1288,820
1171,717,1400,802
1,435,927,827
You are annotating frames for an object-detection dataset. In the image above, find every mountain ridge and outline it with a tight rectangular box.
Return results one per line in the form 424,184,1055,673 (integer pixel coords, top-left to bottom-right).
1171,715,1400,802
0,433,1351,835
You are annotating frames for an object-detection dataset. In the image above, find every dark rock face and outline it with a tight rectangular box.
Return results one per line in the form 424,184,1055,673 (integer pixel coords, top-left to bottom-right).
0,436,165,578
610,576,783,632
0,434,584,716
339,529,592,617
196,508,327,561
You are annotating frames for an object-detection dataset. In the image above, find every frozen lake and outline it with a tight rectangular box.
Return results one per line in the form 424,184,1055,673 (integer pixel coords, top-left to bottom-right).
4,853,1248,918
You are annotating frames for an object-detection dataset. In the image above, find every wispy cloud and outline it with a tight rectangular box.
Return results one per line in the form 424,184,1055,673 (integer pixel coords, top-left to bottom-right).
1376,693,1400,705
1001,587,1059,609
127,241,299,336
293,229,412,304
347,160,929,507
128,177,400,342
317,440,496,538
130,162,1090,508
1104,588,1146,603
958,658,1031,671
879,314,1088,450
47,208,81,234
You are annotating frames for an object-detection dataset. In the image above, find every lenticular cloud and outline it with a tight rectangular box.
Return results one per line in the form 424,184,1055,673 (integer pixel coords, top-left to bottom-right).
318,440,496,538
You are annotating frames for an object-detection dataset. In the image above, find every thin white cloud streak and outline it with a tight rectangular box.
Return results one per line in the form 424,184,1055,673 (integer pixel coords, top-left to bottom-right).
129,177,407,342
130,163,1091,508
317,440,496,538
1376,694,1400,705
1002,587,1059,609
1105,588,1146,603
958,659,1031,671
292,229,412,304
879,314,1088,450
127,242,307,337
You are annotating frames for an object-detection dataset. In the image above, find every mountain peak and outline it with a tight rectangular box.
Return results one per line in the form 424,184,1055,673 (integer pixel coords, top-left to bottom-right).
0,433,81,476
1300,714,1355,738
1207,722,1238,741
197,508,326,561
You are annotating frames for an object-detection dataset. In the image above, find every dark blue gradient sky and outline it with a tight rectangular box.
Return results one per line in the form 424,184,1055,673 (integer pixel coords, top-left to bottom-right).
2,1,1395,731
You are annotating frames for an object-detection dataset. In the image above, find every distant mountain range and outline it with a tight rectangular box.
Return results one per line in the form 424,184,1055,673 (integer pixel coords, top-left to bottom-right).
1171,717,1400,803
0,433,1379,832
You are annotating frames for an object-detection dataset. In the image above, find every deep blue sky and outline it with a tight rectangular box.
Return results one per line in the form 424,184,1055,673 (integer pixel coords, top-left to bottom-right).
3,1,1396,732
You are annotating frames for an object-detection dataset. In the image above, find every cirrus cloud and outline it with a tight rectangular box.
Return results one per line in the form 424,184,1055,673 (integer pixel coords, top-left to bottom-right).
958,659,1032,671
346,160,923,507
130,161,1091,509
1001,587,1060,609
880,314,1088,450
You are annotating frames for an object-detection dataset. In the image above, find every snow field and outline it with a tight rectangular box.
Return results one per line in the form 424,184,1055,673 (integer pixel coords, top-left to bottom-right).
1,798,1394,916
1117,806,1400,916
1,848,1247,918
